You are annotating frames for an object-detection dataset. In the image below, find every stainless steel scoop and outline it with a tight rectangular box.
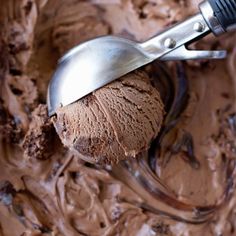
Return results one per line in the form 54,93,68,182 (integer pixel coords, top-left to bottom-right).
47,0,236,116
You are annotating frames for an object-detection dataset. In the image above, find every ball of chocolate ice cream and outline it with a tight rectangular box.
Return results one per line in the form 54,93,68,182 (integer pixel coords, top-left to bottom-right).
53,70,164,165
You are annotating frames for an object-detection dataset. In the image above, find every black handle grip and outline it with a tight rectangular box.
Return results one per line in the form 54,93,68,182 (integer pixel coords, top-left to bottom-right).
208,0,236,31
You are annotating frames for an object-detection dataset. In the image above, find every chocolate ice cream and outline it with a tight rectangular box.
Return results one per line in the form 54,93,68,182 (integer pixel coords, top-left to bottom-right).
52,1,110,55
1,0,236,236
53,70,164,164
22,104,56,160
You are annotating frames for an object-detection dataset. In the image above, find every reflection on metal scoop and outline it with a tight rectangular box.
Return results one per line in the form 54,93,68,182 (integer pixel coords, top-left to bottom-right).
47,0,236,116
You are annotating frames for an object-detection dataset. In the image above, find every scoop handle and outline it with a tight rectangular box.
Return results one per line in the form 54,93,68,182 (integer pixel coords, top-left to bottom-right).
208,0,236,32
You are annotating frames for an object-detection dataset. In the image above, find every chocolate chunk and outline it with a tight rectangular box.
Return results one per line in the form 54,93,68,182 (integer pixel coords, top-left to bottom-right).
22,104,56,160
0,181,16,206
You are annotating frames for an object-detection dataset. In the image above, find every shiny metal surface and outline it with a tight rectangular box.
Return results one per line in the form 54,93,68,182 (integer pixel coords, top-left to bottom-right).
199,1,225,35
47,1,228,116
160,45,226,61
47,37,153,116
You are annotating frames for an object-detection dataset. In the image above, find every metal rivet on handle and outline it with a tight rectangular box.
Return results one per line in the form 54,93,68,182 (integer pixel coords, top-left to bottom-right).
193,22,205,32
164,38,176,49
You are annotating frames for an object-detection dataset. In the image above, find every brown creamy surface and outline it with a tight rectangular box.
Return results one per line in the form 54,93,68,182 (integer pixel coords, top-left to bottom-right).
0,0,236,235
53,70,164,165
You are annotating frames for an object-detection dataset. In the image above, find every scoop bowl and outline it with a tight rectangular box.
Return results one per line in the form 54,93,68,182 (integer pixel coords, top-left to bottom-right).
47,36,153,116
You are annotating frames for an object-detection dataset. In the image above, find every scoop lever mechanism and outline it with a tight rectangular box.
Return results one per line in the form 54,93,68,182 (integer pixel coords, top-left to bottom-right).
143,1,229,61
160,45,226,61
159,0,236,61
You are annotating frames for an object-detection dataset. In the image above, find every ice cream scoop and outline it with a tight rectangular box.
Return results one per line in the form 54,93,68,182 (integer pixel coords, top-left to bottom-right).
47,0,236,116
